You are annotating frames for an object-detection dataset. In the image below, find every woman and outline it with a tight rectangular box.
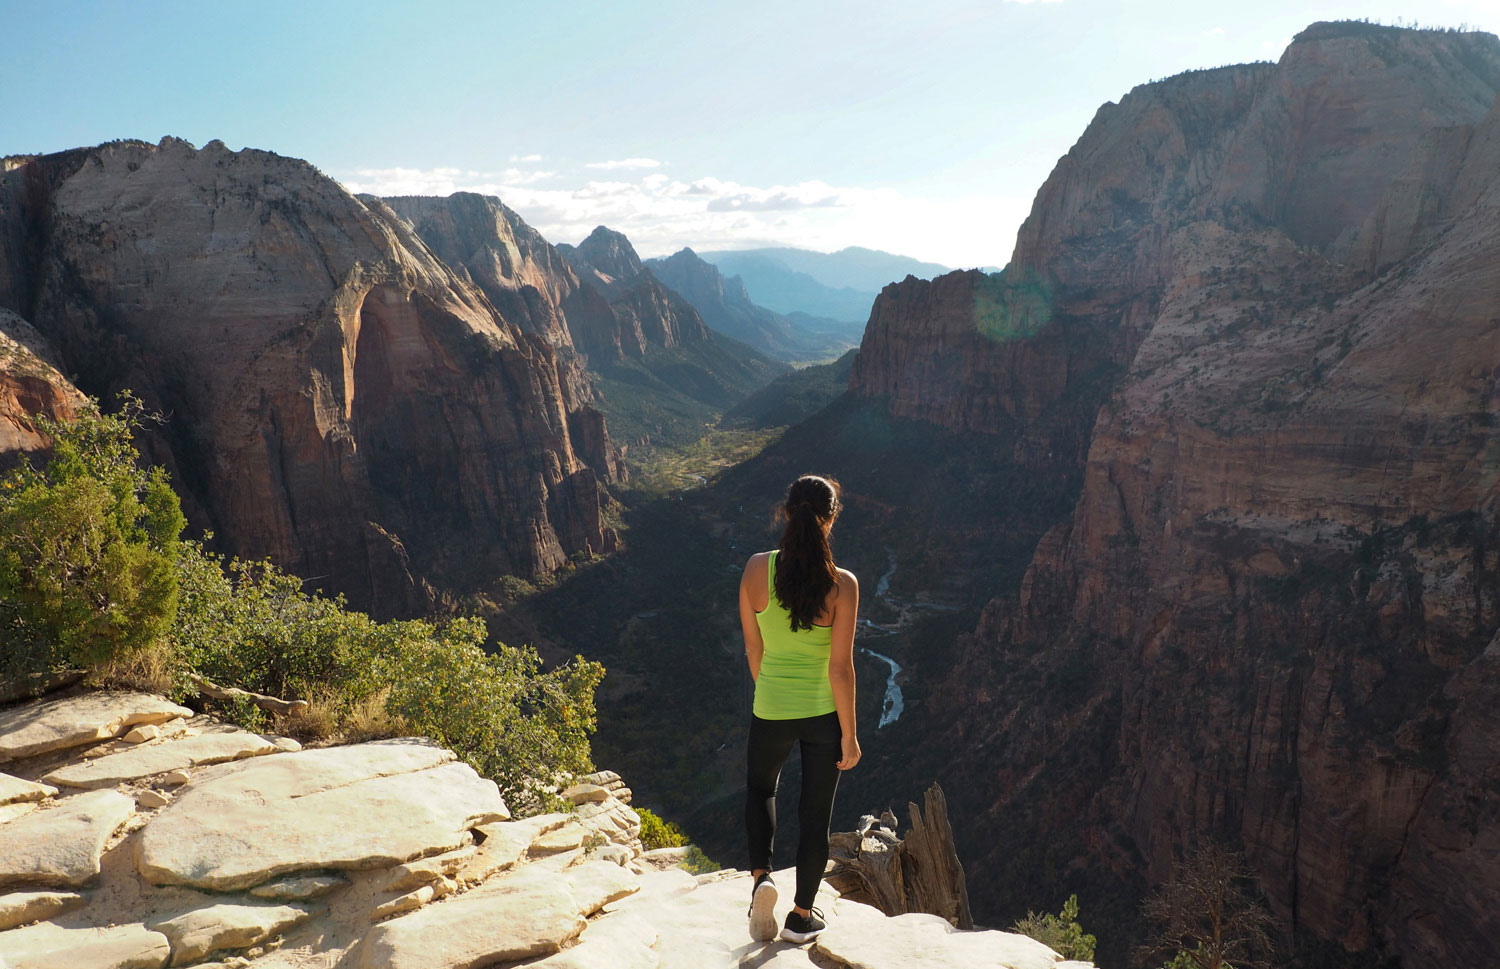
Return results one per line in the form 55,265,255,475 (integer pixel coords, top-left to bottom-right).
739,473,861,944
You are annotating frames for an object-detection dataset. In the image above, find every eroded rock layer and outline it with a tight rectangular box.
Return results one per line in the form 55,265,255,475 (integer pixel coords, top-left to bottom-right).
0,140,616,613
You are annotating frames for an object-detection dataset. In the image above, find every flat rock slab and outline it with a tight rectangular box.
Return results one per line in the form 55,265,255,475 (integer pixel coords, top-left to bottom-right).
527,910,659,969
0,773,56,806
0,692,193,762
43,731,282,789
814,905,1064,969
357,864,586,969
150,900,312,966
560,782,611,803
604,866,837,968
248,872,347,900
532,819,589,854
136,740,508,891
0,890,84,931
0,789,135,888
0,920,170,969
565,860,640,915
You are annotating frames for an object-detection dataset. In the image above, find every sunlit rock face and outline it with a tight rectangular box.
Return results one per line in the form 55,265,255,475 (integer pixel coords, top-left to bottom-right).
0,138,615,615
557,226,713,360
0,308,85,460
853,21,1500,967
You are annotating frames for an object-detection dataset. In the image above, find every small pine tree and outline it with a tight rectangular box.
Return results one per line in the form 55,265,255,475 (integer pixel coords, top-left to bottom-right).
1012,893,1098,961
0,396,184,678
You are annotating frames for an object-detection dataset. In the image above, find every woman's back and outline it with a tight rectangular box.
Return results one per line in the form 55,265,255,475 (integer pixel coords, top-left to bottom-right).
753,550,836,720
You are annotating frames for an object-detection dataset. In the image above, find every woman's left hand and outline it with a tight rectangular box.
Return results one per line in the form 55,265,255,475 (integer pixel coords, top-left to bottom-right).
836,735,862,770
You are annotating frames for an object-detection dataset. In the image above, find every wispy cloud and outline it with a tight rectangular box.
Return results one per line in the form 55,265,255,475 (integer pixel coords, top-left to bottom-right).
334,166,1023,267
1204,26,1226,38
1000,0,1062,4
509,153,543,163
584,157,663,170
341,166,556,196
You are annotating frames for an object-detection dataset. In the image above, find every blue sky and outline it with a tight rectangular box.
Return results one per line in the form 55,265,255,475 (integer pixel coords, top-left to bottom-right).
6,0,1499,266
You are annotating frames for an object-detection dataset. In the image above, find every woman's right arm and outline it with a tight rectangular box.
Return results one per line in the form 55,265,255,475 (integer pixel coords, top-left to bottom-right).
739,556,766,681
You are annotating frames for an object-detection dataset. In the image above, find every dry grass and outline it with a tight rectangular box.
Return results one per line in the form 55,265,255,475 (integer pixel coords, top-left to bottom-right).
87,641,179,697
281,685,401,746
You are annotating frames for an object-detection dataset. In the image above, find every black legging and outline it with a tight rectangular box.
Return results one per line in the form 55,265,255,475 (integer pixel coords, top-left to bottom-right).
745,710,842,909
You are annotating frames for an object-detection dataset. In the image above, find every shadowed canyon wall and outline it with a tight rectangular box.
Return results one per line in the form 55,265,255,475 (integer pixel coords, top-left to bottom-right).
847,22,1500,967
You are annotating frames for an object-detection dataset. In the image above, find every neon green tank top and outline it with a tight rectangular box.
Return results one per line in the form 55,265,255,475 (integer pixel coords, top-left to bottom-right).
753,550,837,720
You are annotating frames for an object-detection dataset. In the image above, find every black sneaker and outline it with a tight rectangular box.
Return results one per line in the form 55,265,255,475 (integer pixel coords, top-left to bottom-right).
747,872,778,941
779,905,827,944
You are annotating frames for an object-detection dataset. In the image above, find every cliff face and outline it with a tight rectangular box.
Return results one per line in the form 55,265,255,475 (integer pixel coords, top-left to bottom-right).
0,309,85,459
845,22,1500,968
557,227,711,359
380,192,623,481
0,139,615,614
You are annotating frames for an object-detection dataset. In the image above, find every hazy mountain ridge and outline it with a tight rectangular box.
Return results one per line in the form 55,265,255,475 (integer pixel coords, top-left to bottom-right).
646,248,858,363
696,251,880,323
700,245,953,292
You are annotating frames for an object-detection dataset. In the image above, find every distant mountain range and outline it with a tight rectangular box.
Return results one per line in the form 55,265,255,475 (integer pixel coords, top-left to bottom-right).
696,247,959,323
645,249,861,365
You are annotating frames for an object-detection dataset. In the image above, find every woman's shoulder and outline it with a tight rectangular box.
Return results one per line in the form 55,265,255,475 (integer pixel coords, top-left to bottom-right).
741,550,774,574
834,567,858,592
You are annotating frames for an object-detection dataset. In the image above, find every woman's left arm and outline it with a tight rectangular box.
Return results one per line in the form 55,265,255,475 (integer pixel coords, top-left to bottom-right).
739,557,766,680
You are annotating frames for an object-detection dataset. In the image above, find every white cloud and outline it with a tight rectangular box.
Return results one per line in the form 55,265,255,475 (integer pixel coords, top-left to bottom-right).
1204,26,1225,38
584,157,663,170
509,153,543,163
333,165,1022,267
1000,0,1062,4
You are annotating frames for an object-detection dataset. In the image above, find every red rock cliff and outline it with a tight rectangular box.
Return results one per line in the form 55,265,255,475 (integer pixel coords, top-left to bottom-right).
0,139,616,615
0,308,85,460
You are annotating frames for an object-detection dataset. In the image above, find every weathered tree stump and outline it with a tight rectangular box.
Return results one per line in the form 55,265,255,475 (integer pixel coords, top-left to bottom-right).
189,674,310,716
826,782,973,929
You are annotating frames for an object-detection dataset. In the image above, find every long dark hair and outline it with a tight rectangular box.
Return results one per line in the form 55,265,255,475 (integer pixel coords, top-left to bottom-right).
773,474,842,631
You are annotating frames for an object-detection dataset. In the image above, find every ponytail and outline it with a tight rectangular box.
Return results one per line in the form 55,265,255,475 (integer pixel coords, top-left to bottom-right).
773,475,841,631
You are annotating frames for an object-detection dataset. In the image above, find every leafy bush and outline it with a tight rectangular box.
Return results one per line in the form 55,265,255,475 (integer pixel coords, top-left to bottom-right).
1011,893,1098,961
637,806,689,849
679,845,721,875
174,538,604,812
2,395,605,813
0,400,184,680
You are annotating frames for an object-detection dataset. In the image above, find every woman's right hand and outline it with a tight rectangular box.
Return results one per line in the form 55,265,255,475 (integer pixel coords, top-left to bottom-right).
836,735,862,770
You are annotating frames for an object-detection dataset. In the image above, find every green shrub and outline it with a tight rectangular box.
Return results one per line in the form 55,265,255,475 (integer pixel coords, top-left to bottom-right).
1011,894,1098,961
173,540,604,812
679,845,721,875
1,394,605,814
0,399,184,679
637,806,689,849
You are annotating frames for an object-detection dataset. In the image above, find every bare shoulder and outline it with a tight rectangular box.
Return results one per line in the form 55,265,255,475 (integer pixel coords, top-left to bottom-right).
835,567,859,591
741,550,771,579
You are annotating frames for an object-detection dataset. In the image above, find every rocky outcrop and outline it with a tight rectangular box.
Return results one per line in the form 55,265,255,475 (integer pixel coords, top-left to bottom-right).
380,192,616,421
558,227,712,360
0,139,616,615
879,21,1500,969
0,308,85,461
0,688,1086,969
